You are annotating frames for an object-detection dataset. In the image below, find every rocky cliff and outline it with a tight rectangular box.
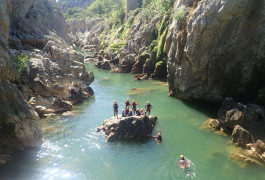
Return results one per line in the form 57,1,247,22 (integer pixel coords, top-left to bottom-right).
0,0,93,163
166,0,265,103
70,0,265,104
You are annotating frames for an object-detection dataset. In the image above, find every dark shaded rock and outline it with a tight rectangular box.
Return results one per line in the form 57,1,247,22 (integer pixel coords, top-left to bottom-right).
218,98,264,130
98,56,103,61
102,116,157,142
101,60,111,70
110,57,119,65
232,125,253,146
131,54,150,74
153,60,167,80
143,58,152,74
120,54,137,73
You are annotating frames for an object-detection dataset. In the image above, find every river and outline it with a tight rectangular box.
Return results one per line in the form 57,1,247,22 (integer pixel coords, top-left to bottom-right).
0,63,264,180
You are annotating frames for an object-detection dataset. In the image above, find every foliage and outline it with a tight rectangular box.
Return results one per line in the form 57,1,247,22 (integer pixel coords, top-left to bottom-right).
64,7,88,19
156,27,168,59
108,42,126,52
140,0,173,21
125,16,135,28
174,8,186,22
142,0,152,7
63,0,125,24
15,54,29,74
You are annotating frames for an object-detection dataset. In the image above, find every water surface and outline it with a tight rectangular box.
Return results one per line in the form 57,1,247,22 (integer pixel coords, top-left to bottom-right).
0,63,264,180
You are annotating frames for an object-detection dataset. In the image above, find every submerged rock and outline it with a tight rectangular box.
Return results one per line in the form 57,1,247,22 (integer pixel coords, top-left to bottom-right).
101,116,157,142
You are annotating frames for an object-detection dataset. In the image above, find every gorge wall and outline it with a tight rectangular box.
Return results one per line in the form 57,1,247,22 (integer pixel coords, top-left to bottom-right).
71,0,265,105
166,0,265,103
0,0,93,163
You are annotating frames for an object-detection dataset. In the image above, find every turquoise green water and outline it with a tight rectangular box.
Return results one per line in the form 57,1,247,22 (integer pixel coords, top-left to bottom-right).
0,63,264,180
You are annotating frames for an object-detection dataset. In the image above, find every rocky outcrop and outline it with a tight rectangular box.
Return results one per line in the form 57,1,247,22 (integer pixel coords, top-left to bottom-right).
166,0,265,103
0,0,94,163
101,116,157,142
209,98,265,164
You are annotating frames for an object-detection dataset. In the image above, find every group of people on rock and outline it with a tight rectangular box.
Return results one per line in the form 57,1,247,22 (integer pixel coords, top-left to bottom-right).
113,99,153,119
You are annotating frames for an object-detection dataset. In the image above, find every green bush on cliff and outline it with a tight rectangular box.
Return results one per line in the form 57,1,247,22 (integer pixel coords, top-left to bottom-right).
140,0,173,20
156,27,168,59
15,54,29,74
174,8,186,22
108,42,126,52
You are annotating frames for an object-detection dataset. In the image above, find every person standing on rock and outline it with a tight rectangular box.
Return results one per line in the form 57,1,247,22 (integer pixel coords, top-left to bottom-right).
145,101,153,116
113,101,119,119
131,100,138,115
125,99,131,109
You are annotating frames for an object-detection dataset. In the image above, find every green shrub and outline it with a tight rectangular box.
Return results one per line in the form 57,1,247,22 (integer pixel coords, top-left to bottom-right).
174,8,186,22
15,54,28,74
156,27,168,59
125,16,135,28
108,42,126,52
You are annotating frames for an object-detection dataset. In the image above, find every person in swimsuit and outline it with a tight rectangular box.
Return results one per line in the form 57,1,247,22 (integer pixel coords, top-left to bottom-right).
151,133,162,143
113,101,118,119
178,155,190,173
125,99,131,109
145,101,153,116
131,100,138,115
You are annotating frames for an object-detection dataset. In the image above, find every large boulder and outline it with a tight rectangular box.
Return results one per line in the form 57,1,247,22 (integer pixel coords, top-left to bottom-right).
102,116,157,142
218,98,265,130
232,125,253,146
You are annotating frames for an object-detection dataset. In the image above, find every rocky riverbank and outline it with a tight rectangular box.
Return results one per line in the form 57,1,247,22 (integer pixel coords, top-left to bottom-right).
208,98,265,165
0,0,94,164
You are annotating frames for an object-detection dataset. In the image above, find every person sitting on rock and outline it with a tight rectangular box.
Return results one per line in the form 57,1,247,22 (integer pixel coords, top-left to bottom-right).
135,108,141,116
140,108,144,115
113,101,118,119
145,101,153,116
125,106,130,116
131,100,138,115
122,109,125,117
128,109,133,116
125,99,131,109
151,133,162,143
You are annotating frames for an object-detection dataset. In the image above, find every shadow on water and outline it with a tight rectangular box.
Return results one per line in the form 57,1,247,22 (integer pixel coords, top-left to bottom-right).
179,98,220,118
0,147,39,180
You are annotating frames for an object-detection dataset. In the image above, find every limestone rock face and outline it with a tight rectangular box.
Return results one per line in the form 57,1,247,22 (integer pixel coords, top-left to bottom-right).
102,116,157,142
166,0,265,103
0,0,94,163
